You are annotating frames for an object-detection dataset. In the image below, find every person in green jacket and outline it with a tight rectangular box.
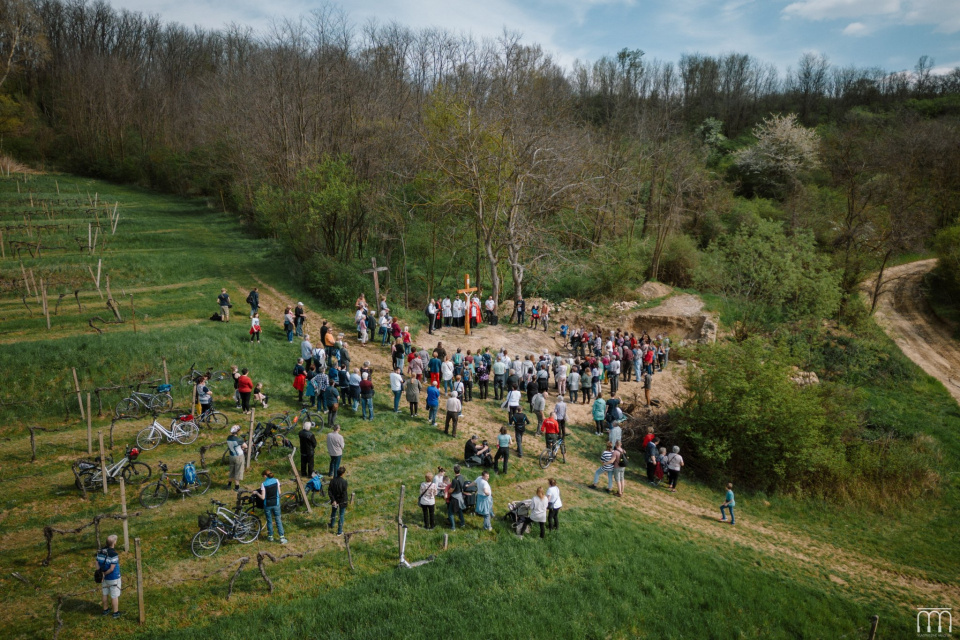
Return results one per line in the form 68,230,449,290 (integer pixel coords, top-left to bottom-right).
591,393,606,436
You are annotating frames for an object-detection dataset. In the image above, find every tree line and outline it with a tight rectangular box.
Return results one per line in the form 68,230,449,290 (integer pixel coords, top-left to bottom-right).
1,0,959,313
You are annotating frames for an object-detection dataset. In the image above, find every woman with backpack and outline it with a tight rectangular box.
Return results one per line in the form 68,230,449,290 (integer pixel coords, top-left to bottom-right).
255,470,287,544
95,534,122,618
419,472,438,529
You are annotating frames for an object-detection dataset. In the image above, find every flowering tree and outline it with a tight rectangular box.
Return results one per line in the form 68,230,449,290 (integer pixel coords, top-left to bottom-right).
734,113,819,198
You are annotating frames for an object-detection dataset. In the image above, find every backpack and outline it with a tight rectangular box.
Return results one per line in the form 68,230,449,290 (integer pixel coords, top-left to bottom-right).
183,462,197,485
245,293,254,304
306,473,323,493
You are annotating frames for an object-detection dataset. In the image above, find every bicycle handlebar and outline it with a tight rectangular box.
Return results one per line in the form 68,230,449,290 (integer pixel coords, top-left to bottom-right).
211,499,225,507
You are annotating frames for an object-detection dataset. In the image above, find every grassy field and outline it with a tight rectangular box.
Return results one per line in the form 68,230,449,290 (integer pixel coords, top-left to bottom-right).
0,174,956,639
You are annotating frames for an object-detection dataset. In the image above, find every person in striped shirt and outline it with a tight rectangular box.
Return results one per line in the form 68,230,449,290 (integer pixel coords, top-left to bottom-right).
588,442,616,492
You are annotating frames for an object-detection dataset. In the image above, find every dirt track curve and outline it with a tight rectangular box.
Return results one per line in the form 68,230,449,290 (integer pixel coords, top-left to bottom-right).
864,259,960,404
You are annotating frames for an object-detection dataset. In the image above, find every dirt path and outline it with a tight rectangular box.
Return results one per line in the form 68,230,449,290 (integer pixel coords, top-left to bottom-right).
863,259,960,404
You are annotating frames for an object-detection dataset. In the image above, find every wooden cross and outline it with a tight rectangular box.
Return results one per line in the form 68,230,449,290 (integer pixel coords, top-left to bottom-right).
363,257,389,308
457,274,479,336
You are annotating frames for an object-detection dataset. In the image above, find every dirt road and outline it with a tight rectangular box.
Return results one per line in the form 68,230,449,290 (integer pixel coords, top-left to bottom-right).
864,259,960,404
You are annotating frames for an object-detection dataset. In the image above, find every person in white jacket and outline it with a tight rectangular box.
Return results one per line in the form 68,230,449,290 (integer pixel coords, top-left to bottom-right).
546,478,563,530
517,486,549,539
441,357,455,394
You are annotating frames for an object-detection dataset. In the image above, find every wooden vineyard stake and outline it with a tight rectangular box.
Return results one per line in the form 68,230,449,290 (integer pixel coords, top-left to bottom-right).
98,430,108,495
87,393,93,454
72,368,85,420
134,538,145,625
130,295,136,332
0,228,4,259
246,408,255,468
287,447,312,514
29,268,40,305
162,358,169,385
119,476,129,552
40,278,50,329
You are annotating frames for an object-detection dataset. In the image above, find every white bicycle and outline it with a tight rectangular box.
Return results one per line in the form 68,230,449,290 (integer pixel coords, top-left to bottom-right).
137,413,200,450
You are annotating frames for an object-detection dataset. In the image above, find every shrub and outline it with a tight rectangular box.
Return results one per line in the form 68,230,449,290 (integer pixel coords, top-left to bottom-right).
658,234,699,288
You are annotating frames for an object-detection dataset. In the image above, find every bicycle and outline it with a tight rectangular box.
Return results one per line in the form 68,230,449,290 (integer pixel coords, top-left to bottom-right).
270,408,322,431
115,384,174,418
195,407,228,430
220,422,293,465
538,437,566,469
138,461,211,508
136,413,200,450
191,499,262,557
279,473,326,513
180,362,228,387
74,445,152,492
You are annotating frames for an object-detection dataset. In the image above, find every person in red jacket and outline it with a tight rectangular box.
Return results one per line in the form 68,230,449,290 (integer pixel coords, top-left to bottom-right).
542,411,561,453
237,368,254,414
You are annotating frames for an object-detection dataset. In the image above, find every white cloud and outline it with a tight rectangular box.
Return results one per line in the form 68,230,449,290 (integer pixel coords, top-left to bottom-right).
782,0,960,33
841,21,871,35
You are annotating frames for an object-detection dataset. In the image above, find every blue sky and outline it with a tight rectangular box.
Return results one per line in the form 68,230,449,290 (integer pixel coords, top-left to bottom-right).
110,0,960,73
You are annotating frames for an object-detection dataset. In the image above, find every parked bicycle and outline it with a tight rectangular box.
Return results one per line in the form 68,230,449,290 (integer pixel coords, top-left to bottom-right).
115,384,174,418
74,445,152,492
270,408,322,432
138,461,211,508
539,437,566,469
136,413,200,450
195,407,228,429
180,363,228,387
219,422,293,465
191,499,262,557
280,473,326,513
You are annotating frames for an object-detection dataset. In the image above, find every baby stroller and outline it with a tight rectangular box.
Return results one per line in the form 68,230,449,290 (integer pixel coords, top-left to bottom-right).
504,499,532,532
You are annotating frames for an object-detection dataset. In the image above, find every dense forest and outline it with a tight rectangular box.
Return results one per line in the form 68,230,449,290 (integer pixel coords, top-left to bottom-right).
1,0,959,314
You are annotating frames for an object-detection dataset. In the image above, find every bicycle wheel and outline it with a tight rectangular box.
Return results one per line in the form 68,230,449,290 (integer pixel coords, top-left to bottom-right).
209,371,228,383
122,461,152,485
76,470,97,491
191,529,222,558
308,487,326,508
221,448,231,466
234,513,262,544
192,471,212,495
279,492,300,514
149,393,173,413
139,481,169,508
137,427,162,450
269,415,292,431
115,398,140,418
174,422,199,445
538,449,553,470
204,411,227,429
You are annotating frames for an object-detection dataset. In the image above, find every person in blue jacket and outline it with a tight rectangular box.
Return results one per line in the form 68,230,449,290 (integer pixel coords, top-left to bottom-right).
426,380,441,426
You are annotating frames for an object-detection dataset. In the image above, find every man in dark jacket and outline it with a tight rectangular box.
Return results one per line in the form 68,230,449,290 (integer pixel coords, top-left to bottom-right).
328,466,348,536
646,436,660,485
217,288,231,322
509,411,529,458
246,288,259,317
298,422,318,477
447,465,468,530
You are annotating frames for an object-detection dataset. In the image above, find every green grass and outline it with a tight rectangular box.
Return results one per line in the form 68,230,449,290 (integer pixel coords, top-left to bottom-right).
0,173,955,639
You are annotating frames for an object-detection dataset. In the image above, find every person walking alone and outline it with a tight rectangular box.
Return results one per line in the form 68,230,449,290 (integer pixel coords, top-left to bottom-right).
246,287,259,317
217,288,231,322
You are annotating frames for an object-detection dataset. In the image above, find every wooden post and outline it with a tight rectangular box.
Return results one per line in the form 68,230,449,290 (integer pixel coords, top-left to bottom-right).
55,179,59,196
350,491,355,506
72,368,85,420
287,447,312,514
397,484,406,559
112,209,120,234
40,279,50,329
134,538,145,625
443,534,449,550
88,223,92,253
362,257,389,308
87,393,93,454
246,408,255,468
130,295,136,332
0,228,4,259
98,430,108,495
91,226,99,255
29,269,40,305
867,616,879,640
162,358,169,385
119,477,129,552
